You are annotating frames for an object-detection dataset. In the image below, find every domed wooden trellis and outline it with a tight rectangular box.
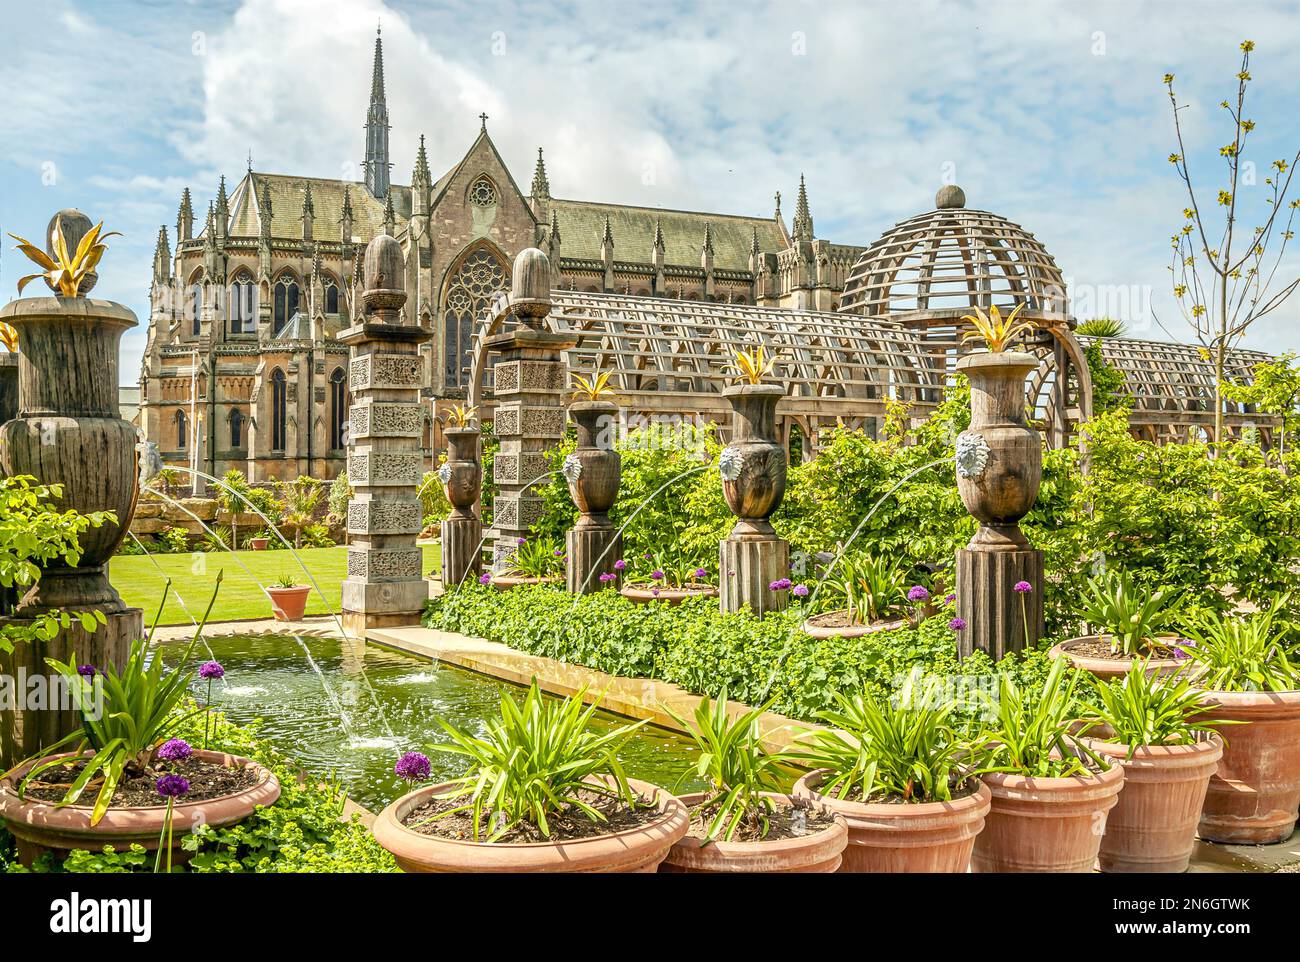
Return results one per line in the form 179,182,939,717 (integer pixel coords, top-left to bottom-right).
838,186,1093,449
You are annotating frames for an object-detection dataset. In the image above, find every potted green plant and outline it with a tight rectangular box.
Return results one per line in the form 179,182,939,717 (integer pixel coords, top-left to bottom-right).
490,537,564,590
620,551,718,605
658,690,846,873
265,574,310,621
1051,569,1185,679
802,551,910,639
1179,595,1300,843
970,659,1125,872
0,583,280,867
371,680,688,872
1078,662,1223,872
790,674,990,872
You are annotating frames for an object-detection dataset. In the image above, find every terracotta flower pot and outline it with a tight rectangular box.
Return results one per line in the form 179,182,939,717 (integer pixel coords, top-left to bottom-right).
1194,688,1300,844
801,612,908,640
266,585,311,621
1050,635,1185,681
658,792,847,873
620,583,718,606
972,764,1125,872
1082,733,1222,872
248,537,269,550
371,777,688,873
0,749,280,867
490,574,562,591
793,771,989,872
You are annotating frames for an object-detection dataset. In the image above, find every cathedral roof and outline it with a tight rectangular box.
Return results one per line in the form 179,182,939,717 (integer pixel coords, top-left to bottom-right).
225,172,411,242
550,199,785,270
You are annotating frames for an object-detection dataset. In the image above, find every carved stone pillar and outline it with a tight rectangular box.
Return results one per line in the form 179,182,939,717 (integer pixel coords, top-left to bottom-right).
954,351,1045,660
565,400,621,594
487,249,576,569
439,425,482,589
718,383,789,618
0,214,143,765
339,234,430,634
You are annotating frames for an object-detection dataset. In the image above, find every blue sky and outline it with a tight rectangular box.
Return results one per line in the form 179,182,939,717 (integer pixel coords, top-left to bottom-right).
2,0,1299,381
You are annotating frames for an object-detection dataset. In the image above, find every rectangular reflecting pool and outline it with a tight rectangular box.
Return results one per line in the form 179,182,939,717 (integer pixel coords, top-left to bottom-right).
160,632,706,812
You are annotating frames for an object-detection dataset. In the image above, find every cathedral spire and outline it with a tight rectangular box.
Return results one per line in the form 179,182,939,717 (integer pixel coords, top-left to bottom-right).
341,184,355,242
531,147,550,199
602,214,614,248
702,221,715,256
653,217,665,252
363,24,391,199
301,182,315,240
383,191,396,236
414,134,431,186
750,225,761,256
550,209,561,243
153,225,171,282
792,173,813,242
177,187,193,242
203,201,216,250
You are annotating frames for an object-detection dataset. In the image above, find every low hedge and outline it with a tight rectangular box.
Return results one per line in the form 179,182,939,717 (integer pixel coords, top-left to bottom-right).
423,584,1052,722
1,703,395,874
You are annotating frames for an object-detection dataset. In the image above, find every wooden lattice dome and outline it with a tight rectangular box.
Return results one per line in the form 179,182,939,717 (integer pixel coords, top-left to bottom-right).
838,186,1068,319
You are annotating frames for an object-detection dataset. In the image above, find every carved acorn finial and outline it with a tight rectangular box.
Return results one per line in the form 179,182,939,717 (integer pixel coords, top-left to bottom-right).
510,247,551,327
362,233,407,322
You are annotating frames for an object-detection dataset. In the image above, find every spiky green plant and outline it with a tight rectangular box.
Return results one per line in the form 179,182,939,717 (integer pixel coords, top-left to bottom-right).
820,552,908,625
1076,317,1128,338
1180,594,1299,692
975,658,1104,778
426,680,645,840
665,688,791,842
1079,568,1183,656
1081,660,1223,757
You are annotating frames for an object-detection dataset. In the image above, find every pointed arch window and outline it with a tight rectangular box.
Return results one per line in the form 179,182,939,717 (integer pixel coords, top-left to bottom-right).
324,275,340,316
273,276,300,334
174,409,188,450
230,408,245,448
188,282,202,335
270,368,287,451
329,368,347,450
229,272,257,334
441,246,508,387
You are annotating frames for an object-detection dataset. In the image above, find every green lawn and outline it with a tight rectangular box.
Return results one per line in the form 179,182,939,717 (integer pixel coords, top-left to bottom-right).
109,544,441,626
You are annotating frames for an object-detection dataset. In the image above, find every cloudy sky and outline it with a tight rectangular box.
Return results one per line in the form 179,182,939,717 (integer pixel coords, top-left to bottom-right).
1,0,1298,380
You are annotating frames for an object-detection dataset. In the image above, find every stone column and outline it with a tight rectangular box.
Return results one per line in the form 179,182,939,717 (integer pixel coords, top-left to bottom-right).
718,384,789,618
487,249,576,569
0,211,143,766
339,234,430,635
954,351,1045,660
439,425,482,589
565,400,621,594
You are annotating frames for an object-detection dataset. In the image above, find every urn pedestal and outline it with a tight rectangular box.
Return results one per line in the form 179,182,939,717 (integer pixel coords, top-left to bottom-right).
718,384,788,618
439,426,482,590
0,296,143,769
953,351,1044,660
565,400,622,594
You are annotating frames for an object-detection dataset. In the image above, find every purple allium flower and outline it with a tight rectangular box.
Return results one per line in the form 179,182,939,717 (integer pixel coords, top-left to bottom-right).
156,738,193,762
644,552,652,561
599,572,617,583
479,572,492,585
694,568,708,580
949,617,967,631
77,664,97,678
394,751,432,783
1013,581,1033,594
792,584,810,598
650,569,665,581
198,661,225,681
945,593,957,604
553,548,563,557
155,774,190,799
517,537,527,546
651,587,661,597
769,578,793,591
614,559,627,571
907,585,930,603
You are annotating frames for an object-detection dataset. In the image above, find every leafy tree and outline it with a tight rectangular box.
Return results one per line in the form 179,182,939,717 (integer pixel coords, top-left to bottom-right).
1222,352,1300,456
215,469,251,550
274,476,324,549
1163,40,1300,443
1083,341,1131,414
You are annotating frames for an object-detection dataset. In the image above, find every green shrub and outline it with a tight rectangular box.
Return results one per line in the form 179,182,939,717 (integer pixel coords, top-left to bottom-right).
424,584,1050,723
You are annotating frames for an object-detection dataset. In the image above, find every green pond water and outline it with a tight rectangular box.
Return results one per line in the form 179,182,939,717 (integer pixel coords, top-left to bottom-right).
160,632,707,812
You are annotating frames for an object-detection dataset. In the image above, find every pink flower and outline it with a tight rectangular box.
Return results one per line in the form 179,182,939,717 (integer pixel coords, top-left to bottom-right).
949,617,967,631
1013,581,1032,594
614,559,627,571
907,585,930,603
792,584,809,597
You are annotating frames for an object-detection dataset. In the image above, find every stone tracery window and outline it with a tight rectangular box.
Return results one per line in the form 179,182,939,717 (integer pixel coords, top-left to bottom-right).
270,368,287,451
442,247,508,387
469,176,498,208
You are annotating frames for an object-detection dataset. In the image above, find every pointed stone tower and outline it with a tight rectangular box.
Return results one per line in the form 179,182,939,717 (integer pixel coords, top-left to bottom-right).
363,25,391,200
